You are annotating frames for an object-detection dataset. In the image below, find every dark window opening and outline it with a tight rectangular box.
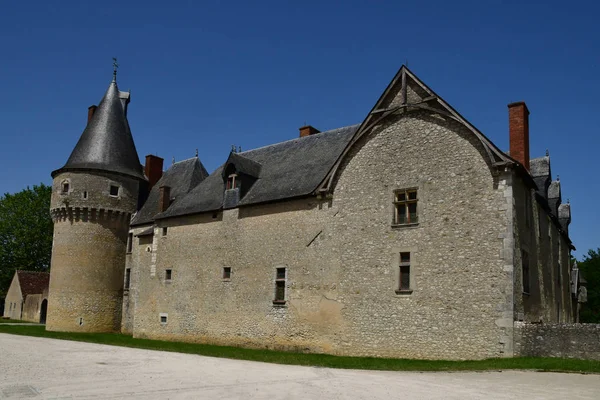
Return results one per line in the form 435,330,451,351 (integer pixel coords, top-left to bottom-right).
397,252,412,292
109,185,119,197
165,269,172,281
274,267,286,304
394,189,418,225
522,250,530,294
226,173,240,190
162,227,168,236
223,267,231,279
160,315,167,324
62,182,69,193
124,268,131,289
82,191,88,199
126,233,133,253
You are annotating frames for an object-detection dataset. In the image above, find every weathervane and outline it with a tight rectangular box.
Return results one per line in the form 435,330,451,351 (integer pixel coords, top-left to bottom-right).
112,57,119,81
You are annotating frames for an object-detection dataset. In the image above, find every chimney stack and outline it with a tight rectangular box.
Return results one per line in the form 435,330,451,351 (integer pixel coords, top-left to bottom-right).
145,155,164,189
158,185,171,213
87,105,97,123
299,125,320,138
508,102,530,170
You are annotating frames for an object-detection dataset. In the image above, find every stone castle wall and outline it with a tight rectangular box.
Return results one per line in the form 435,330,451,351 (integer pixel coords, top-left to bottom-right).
129,110,512,360
47,171,139,332
515,322,600,360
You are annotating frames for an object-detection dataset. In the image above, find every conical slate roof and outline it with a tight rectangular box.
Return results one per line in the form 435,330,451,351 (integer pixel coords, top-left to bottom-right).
52,79,145,180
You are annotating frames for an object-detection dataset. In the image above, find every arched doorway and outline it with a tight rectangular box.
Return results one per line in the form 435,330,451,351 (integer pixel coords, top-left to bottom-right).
40,299,48,324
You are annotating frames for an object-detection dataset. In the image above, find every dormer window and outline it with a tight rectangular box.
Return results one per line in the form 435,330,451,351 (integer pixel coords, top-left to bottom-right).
226,173,240,190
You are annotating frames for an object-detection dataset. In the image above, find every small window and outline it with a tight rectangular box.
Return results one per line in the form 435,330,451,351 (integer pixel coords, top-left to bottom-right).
396,252,412,293
522,250,530,294
274,267,287,304
162,227,168,236
79,317,84,326
109,185,119,197
61,182,69,194
165,269,172,281
223,267,231,280
226,173,240,190
126,233,133,253
160,314,168,324
82,191,88,199
393,189,418,225
124,268,131,289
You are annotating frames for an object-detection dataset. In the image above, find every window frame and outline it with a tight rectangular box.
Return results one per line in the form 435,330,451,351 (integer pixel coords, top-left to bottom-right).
109,184,120,197
222,267,231,280
522,250,530,295
395,252,413,294
226,173,240,190
126,233,133,253
165,269,172,282
162,227,168,236
273,267,287,305
393,188,419,226
159,313,168,325
61,180,70,194
124,268,131,290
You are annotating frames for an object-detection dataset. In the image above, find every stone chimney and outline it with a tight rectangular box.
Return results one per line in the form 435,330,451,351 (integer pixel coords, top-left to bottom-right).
87,105,97,123
508,102,530,170
158,185,171,213
299,125,320,138
145,155,164,189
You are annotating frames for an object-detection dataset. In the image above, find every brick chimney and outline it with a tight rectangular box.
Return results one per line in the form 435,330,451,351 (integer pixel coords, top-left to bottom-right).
299,125,320,138
508,102,530,170
87,105,97,123
145,155,164,189
158,185,171,213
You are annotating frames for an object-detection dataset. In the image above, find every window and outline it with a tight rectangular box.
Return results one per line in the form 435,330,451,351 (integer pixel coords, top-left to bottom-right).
525,190,532,228
226,173,240,190
124,268,131,289
162,227,168,236
126,233,133,253
393,189,418,225
160,313,168,324
223,267,231,280
165,269,172,281
396,252,412,293
109,185,119,197
274,267,286,304
522,250,530,294
61,181,69,194
82,191,88,199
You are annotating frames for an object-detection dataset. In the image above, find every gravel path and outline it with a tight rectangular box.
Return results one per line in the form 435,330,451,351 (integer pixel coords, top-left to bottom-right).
0,333,598,399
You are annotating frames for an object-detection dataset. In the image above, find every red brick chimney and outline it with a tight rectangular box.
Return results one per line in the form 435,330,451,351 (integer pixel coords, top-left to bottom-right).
508,102,530,170
299,125,320,138
87,105,97,123
158,185,171,213
145,155,164,189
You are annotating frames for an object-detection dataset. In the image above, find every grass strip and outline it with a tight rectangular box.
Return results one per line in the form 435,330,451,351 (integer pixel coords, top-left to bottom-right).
1,325,599,373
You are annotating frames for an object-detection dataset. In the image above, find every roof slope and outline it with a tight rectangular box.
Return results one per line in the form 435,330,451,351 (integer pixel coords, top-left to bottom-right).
131,157,209,226
159,124,358,218
16,271,49,296
52,79,145,180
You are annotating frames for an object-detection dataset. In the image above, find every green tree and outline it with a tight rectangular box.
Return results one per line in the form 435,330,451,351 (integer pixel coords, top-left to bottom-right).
0,184,53,309
578,248,600,323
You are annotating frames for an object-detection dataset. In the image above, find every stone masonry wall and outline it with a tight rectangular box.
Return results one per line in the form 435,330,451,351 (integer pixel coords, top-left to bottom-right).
47,171,139,333
515,322,600,360
131,108,512,359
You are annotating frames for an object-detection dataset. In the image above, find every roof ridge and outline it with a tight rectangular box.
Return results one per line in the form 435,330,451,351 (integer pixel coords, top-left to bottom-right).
238,124,360,155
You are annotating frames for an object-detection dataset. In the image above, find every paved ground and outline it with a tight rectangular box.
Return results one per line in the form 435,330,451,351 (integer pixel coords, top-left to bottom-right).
0,334,599,400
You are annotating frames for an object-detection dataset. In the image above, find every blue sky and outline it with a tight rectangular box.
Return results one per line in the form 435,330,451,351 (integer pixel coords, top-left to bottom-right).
0,1,598,258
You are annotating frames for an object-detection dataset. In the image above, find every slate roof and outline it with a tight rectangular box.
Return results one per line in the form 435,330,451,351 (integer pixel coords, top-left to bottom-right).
52,79,146,180
158,124,359,219
131,157,209,226
16,271,49,297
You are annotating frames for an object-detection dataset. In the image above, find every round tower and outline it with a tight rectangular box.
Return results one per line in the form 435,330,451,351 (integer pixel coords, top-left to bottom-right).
47,73,146,332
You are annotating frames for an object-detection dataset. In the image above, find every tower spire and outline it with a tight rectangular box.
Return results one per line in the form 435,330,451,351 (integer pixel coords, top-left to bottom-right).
112,57,119,82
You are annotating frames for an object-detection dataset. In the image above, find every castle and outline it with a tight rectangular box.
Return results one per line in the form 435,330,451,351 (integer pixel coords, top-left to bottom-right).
47,66,575,360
